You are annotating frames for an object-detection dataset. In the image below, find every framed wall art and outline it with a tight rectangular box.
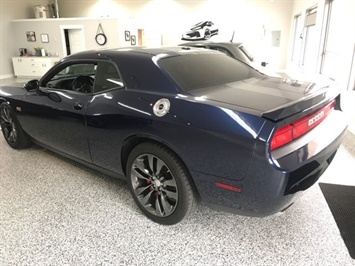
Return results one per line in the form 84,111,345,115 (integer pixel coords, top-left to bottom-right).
26,31,36,42
41,34,49,43
125,31,130,41
131,35,136,46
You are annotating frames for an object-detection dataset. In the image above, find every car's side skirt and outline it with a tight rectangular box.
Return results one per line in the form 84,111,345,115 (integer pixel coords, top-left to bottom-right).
30,138,127,181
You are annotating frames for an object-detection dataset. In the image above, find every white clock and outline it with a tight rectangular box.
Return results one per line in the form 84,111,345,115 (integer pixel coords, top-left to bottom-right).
95,33,107,46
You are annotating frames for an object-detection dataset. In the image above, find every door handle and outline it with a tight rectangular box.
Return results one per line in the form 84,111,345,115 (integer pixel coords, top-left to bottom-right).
73,102,84,110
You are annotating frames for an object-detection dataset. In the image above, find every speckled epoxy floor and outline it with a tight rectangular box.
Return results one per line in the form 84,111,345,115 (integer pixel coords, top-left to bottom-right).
1,77,355,265
0,135,355,265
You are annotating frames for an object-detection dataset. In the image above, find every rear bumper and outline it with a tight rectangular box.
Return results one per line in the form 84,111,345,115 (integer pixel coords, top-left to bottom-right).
191,110,347,216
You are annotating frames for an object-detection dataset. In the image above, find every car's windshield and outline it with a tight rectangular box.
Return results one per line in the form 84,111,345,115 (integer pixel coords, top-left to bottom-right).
159,53,260,91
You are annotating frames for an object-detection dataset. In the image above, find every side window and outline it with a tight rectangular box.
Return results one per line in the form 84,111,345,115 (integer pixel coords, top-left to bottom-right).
210,47,233,58
94,62,123,93
45,63,96,93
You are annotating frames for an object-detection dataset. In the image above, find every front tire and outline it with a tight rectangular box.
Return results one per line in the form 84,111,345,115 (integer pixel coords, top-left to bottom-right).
126,142,196,225
0,103,31,149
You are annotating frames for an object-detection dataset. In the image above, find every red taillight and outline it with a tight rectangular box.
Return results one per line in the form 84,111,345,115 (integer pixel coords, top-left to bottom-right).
270,100,335,151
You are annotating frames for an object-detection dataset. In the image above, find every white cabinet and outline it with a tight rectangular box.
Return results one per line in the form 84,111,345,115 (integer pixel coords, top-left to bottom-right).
12,57,60,77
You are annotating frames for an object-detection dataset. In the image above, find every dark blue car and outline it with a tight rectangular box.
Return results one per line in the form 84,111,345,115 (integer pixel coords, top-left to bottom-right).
0,47,347,224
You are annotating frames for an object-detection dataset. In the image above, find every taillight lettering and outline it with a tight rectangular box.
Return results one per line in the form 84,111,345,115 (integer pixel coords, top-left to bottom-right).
308,110,324,126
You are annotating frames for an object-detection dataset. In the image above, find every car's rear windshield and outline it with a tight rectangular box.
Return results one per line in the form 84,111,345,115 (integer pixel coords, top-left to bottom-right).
159,53,259,91
237,44,254,62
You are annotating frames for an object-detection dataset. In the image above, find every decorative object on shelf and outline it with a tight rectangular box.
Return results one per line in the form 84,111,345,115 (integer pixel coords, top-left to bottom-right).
41,34,49,43
19,48,27,56
95,23,107,46
125,31,130,41
34,47,42,56
131,35,136,46
54,0,60,18
26,31,36,42
34,5,47,19
47,3,59,18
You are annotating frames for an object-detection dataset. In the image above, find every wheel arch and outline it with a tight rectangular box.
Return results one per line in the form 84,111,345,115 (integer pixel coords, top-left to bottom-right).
120,134,199,194
0,97,8,105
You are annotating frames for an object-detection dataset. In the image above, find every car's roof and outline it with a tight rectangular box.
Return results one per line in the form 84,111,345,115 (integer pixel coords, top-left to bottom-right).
179,41,244,47
66,46,219,60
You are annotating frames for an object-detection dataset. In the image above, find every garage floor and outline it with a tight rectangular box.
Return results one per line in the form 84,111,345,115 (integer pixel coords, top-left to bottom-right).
1,78,355,265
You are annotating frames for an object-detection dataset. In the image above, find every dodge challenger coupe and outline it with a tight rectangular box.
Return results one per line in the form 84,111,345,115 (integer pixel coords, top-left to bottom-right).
0,47,347,225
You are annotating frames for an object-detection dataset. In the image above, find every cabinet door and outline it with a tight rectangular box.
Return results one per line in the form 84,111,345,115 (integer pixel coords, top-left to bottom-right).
38,63,50,76
12,58,25,76
27,59,40,76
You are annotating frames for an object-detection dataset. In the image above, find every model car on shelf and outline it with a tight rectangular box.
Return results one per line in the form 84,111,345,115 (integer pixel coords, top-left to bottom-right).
0,47,347,225
181,21,219,41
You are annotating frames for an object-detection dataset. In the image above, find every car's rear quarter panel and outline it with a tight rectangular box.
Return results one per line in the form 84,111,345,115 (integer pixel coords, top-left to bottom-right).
86,88,265,182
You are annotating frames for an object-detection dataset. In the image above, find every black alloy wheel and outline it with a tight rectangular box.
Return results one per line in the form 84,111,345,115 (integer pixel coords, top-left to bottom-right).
0,103,31,149
126,142,196,225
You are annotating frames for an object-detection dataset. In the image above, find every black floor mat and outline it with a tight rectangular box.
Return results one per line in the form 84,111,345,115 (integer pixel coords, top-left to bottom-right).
319,183,355,259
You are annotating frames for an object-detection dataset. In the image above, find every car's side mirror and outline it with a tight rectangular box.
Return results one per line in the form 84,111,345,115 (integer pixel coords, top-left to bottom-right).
24,80,39,91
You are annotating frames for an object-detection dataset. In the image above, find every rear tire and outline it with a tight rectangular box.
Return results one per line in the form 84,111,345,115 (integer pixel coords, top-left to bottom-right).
0,103,31,149
126,142,196,225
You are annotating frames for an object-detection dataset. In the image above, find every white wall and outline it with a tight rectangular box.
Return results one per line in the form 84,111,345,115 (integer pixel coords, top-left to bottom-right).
1,0,295,77
12,17,120,59
57,0,294,70
0,0,49,78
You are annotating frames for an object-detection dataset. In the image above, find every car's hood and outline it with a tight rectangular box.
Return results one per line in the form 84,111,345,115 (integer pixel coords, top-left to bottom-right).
0,84,27,99
188,76,338,121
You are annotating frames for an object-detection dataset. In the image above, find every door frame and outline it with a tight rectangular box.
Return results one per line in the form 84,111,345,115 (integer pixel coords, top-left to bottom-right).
60,25,86,57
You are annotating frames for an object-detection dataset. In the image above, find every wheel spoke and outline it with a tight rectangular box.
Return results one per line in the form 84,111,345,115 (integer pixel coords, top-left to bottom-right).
164,189,178,201
147,155,155,175
0,121,11,129
132,167,150,181
2,127,10,138
160,194,173,215
135,158,149,174
140,190,154,207
1,113,10,123
3,108,11,122
135,184,152,196
163,179,176,187
156,158,164,175
155,196,163,216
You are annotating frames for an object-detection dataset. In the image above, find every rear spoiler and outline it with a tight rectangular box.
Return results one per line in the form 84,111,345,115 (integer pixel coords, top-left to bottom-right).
261,85,340,122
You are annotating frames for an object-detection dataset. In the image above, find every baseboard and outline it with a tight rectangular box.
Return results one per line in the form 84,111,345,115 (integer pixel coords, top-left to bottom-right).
0,74,15,80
